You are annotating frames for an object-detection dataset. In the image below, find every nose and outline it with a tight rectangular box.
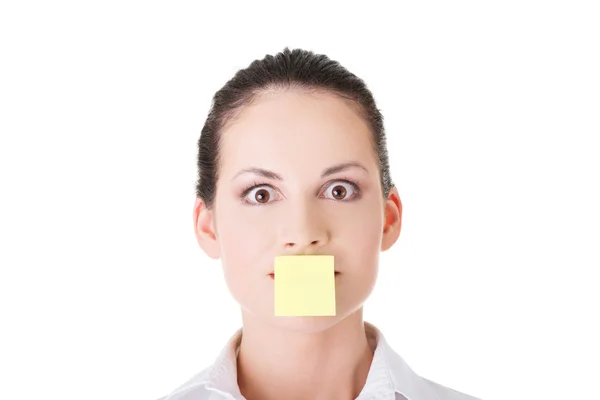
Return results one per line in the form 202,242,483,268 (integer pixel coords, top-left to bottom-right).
279,201,329,253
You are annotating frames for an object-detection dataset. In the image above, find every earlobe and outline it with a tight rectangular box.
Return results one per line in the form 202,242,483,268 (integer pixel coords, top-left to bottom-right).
381,187,402,252
193,197,221,260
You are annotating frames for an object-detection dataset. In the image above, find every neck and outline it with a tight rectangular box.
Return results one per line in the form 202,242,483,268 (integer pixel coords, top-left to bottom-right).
236,308,374,400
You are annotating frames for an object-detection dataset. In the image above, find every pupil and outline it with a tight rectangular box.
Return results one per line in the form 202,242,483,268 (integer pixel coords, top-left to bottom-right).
256,190,269,202
333,186,346,198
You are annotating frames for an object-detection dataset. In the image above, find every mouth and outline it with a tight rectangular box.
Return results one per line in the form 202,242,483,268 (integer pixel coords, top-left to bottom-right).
269,272,340,279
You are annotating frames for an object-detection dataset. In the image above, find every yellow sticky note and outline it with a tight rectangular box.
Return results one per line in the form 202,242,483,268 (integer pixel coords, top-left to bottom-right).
274,255,336,316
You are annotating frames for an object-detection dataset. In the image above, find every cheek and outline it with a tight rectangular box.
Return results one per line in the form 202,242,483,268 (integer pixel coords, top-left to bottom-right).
214,205,277,306
331,201,383,271
216,205,275,271
335,200,383,243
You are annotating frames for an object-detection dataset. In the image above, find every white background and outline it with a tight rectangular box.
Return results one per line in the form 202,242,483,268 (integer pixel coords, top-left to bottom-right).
1,1,598,399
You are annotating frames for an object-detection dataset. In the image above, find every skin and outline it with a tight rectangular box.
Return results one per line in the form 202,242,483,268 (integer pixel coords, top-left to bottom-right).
193,88,402,400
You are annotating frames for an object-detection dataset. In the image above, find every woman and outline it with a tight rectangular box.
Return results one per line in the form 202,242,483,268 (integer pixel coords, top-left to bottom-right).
161,48,480,400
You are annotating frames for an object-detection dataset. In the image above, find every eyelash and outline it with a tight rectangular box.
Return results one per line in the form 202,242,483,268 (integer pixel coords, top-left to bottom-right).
240,178,361,206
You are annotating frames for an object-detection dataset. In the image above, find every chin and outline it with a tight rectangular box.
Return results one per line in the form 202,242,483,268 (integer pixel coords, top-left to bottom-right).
237,284,373,334
263,302,366,335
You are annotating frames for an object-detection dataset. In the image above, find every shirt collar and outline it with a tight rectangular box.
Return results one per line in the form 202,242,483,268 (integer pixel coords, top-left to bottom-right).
360,322,437,400
166,322,437,400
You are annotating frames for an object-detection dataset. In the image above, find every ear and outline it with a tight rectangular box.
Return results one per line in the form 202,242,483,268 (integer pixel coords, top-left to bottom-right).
193,197,221,260
381,186,402,252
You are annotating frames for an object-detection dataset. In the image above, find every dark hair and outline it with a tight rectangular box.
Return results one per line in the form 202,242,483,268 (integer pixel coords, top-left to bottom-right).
195,47,394,209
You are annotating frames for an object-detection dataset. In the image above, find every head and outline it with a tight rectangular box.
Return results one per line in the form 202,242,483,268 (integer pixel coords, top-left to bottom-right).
193,48,402,333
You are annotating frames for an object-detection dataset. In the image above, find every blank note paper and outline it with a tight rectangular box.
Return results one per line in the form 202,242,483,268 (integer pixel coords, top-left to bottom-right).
274,255,336,316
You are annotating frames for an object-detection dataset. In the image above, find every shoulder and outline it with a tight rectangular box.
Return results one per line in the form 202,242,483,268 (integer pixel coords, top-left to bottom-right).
155,386,214,400
155,391,213,400
155,366,215,400
421,377,482,400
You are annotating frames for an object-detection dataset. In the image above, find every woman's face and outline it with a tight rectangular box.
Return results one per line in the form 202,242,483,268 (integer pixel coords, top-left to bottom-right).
195,89,401,333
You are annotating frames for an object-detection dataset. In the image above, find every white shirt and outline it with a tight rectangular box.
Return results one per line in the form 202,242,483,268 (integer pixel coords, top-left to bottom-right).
159,322,481,400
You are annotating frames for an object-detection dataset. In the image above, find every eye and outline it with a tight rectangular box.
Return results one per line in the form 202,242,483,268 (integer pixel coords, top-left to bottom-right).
322,181,359,201
243,185,278,205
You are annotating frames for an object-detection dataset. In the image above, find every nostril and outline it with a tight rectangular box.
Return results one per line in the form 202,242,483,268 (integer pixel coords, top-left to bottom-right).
284,240,320,248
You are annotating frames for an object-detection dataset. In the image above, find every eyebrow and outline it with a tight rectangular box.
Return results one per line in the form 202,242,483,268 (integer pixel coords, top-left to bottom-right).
231,161,369,181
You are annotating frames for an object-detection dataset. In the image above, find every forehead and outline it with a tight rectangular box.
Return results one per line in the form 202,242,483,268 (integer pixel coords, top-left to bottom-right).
218,89,376,177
